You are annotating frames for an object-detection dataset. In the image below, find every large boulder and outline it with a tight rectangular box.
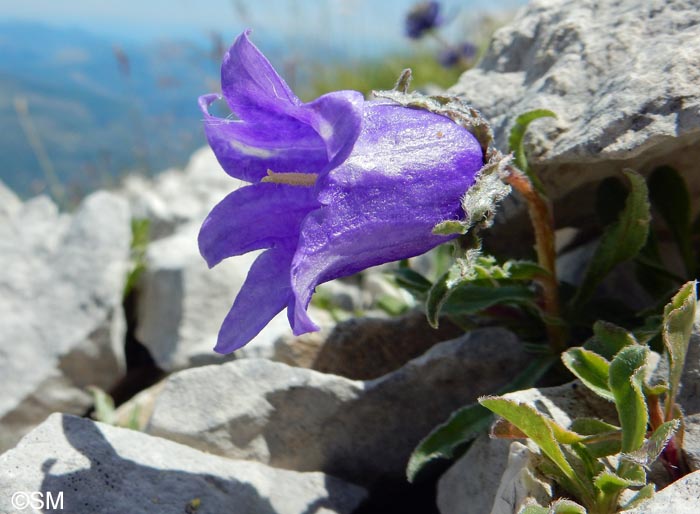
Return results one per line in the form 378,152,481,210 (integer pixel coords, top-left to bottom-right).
451,0,700,237
0,192,130,452
0,414,366,514
145,328,530,486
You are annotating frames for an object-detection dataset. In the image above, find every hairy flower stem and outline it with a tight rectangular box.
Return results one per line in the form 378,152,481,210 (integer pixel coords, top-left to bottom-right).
505,169,567,353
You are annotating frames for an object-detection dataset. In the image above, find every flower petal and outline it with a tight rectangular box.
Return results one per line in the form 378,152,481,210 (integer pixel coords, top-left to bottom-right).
289,102,483,330
215,246,294,353
199,181,318,269
199,95,329,182
221,30,300,121
297,90,364,169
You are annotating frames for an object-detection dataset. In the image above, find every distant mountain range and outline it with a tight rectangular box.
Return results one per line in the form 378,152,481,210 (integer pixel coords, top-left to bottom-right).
0,22,249,201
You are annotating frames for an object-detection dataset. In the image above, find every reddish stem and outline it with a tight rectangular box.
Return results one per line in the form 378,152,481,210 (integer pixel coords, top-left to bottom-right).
505,169,566,353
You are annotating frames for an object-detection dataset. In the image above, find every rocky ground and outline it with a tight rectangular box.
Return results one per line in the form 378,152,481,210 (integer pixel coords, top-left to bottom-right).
1,0,700,512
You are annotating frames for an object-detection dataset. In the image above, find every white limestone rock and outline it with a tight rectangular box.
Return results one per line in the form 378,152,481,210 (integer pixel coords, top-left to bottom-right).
0,414,366,514
0,192,130,452
145,328,530,486
450,0,700,233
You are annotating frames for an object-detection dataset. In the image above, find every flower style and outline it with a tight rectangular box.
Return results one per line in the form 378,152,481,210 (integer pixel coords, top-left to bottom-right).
199,31,483,353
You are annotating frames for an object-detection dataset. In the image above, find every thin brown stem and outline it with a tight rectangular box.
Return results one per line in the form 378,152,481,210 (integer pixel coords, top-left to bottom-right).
505,169,567,353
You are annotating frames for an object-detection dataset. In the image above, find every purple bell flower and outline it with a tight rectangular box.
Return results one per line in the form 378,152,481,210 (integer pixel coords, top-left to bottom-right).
405,1,443,39
198,31,483,353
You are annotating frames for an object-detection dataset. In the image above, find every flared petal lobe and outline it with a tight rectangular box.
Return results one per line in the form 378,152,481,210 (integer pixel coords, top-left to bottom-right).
198,181,319,268
215,246,295,353
289,102,483,333
199,94,328,182
200,32,364,183
220,29,300,121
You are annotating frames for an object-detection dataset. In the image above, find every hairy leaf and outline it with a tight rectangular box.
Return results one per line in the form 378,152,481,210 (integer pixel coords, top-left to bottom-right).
573,170,650,307
623,420,679,467
391,268,433,297
406,402,493,482
593,471,635,495
407,356,554,482
519,499,586,514
588,321,637,360
619,484,655,511
479,397,576,482
663,281,698,419
609,346,650,453
562,348,614,401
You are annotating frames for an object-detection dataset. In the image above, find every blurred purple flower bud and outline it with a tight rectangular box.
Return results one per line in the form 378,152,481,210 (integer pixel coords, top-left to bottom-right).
405,1,443,39
438,42,478,68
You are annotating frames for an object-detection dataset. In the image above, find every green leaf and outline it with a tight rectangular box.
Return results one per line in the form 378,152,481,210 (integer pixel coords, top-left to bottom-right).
406,403,493,482
123,218,151,298
442,284,537,315
562,348,614,401
390,268,433,297
588,321,637,360
519,506,549,514
508,109,557,184
427,278,536,328
596,176,628,226
663,281,698,418
547,499,587,514
619,484,654,510
426,271,452,328
609,346,649,453
407,356,554,482
617,462,646,485
520,500,587,514
571,418,619,435
648,166,695,276
573,170,651,308
593,471,635,495
624,420,680,467
505,260,550,281
88,386,116,425
479,397,576,482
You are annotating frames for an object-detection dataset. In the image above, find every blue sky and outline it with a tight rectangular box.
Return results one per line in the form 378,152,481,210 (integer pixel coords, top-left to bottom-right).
2,0,527,57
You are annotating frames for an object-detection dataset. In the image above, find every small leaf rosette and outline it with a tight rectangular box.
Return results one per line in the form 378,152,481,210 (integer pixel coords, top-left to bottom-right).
198,30,484,352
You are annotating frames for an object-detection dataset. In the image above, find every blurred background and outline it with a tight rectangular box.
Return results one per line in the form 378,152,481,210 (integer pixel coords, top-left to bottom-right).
0,0,525,206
